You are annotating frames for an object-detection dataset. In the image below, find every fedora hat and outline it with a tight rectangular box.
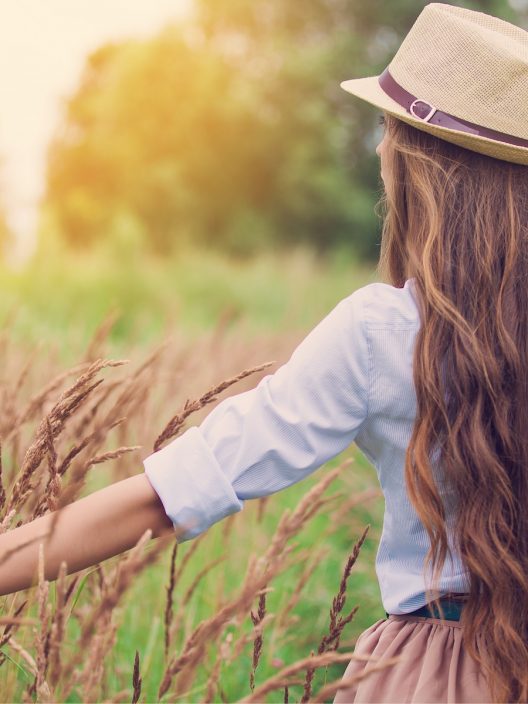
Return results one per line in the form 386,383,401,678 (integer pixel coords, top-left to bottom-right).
340,3,528,165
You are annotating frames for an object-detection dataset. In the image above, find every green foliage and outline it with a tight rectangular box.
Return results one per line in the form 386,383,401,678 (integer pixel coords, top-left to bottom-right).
43,0,522,260
0,246,376,356
0,249,383,702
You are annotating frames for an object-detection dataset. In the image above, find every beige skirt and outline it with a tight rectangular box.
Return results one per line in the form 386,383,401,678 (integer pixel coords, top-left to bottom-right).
333,614,492,703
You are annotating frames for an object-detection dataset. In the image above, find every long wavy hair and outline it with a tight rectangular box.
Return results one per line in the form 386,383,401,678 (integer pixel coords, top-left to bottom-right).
377,113,528,703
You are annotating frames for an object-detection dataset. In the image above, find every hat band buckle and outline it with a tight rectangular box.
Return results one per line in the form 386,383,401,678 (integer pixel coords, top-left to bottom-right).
410,99,437,123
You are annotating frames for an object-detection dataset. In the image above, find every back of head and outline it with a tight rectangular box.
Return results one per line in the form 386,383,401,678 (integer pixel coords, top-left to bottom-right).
378,113,528,703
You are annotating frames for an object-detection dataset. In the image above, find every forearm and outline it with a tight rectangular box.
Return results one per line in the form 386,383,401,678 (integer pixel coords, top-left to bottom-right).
0,473,174,596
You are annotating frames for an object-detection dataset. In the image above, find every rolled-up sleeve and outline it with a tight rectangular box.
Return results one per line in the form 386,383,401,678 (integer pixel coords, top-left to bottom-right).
143,286,371,541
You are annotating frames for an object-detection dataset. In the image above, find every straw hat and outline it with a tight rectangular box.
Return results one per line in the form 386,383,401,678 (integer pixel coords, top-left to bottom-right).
340,3,528,165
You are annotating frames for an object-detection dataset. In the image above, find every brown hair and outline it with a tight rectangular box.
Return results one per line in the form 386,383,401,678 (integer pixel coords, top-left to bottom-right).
377,113,528,703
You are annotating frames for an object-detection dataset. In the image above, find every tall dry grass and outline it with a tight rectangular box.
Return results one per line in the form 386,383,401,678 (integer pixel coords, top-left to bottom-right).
0,316,390,702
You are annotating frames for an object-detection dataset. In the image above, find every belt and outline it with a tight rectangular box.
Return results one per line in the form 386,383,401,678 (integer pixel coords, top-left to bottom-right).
385,594,467,622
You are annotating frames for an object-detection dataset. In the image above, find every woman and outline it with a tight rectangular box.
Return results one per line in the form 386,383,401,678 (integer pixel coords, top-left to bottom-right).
1,3,527,702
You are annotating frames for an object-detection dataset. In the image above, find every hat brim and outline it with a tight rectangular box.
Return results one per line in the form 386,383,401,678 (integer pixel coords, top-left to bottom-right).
341,75,528,166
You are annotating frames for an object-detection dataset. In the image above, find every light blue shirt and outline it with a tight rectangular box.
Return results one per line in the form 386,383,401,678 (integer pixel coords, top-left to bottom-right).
143,278,470,615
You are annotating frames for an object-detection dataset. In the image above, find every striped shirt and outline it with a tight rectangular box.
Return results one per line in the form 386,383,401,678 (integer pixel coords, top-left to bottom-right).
143,278,470,615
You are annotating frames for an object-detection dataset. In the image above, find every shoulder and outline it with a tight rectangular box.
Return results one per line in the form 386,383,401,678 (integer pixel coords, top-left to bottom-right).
294,278,420,369
339,278,420,330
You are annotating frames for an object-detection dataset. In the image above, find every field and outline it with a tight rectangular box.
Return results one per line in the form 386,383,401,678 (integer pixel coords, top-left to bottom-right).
0,247,389,703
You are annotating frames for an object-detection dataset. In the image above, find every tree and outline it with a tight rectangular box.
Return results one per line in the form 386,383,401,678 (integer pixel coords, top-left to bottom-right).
43,0,523,259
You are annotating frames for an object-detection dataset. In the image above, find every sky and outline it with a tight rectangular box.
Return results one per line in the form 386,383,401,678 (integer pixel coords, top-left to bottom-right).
0,0,192,258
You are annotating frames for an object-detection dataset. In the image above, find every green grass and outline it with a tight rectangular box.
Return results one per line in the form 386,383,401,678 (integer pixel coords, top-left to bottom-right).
123,460,384,702
0,245,378,359
8,450,385,703
0,245,387,701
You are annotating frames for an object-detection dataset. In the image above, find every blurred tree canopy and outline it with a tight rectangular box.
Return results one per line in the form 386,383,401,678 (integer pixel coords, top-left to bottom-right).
43,0,522,260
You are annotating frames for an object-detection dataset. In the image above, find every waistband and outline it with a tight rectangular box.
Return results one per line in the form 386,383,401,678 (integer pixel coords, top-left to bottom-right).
385,593,468,622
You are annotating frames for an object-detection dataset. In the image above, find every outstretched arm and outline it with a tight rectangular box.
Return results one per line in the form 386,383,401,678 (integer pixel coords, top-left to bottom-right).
0,285,371,597
0,473,174,596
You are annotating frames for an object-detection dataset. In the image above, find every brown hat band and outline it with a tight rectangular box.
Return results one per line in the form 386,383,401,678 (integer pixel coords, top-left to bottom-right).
378,68,528,150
